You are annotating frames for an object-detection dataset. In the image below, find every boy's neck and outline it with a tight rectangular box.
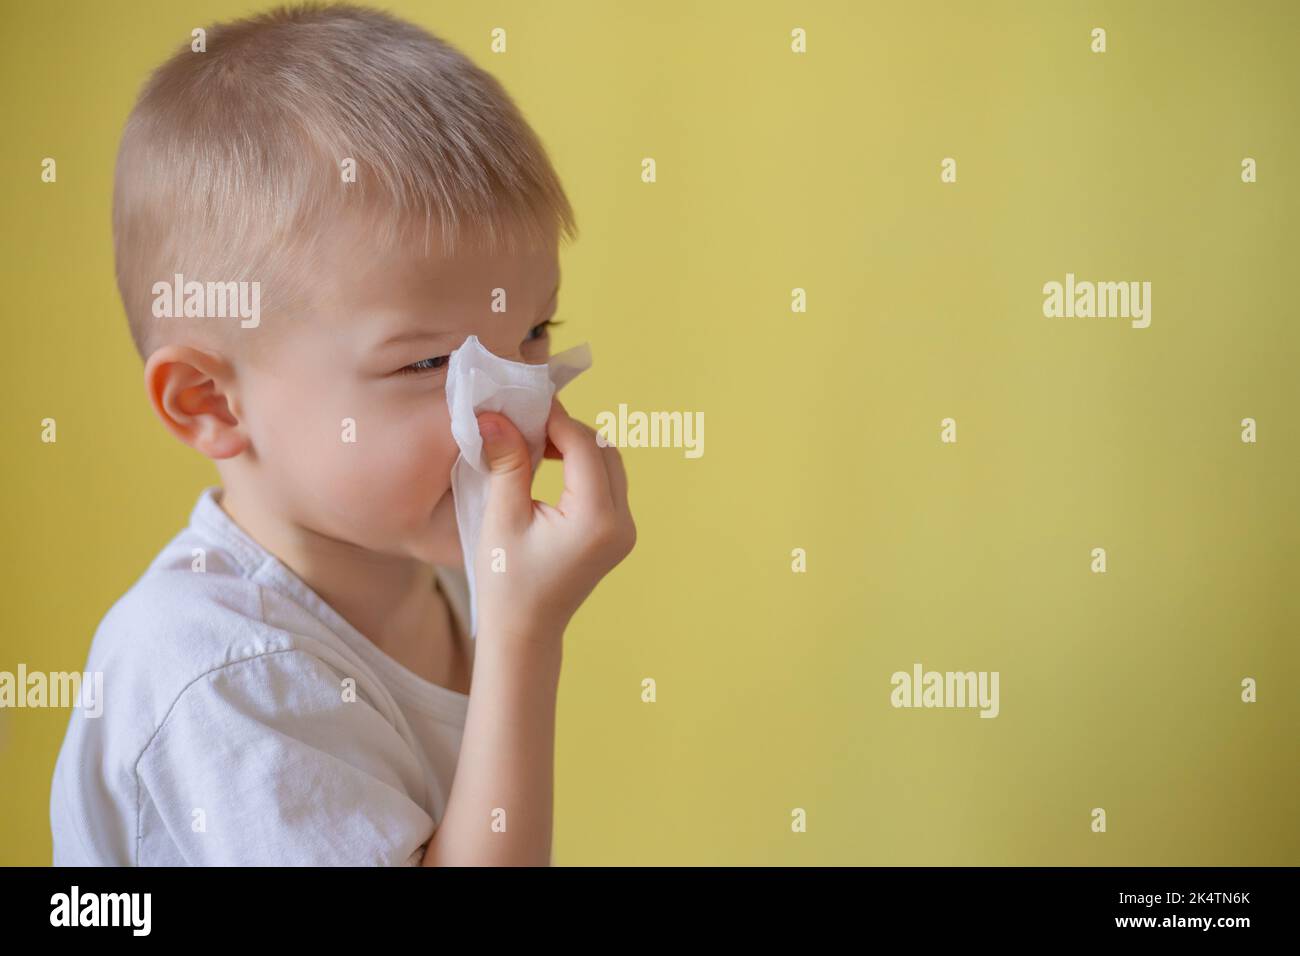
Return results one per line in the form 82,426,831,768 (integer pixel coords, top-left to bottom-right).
213,482,471,691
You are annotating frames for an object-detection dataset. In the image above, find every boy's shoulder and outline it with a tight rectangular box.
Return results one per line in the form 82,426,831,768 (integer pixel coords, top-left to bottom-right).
110,516,267,638
52,493,310,864
88,486,401,732
84,501,295,725
51,489,435,865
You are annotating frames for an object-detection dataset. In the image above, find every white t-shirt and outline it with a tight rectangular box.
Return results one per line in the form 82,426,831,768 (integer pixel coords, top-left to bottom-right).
50,486,472,866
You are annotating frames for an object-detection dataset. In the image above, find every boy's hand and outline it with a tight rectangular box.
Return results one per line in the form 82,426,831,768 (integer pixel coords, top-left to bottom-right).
473,397,635,650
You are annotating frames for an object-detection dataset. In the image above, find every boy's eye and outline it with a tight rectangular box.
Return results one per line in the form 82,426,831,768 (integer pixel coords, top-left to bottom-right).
395,318,563,376
526,317,562,342
396,355,449,375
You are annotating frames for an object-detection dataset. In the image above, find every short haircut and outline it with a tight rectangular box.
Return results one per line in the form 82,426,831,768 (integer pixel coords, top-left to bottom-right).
112,2,578,358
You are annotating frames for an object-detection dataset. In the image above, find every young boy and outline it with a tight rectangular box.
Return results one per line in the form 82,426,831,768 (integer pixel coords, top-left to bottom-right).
49,3,635,866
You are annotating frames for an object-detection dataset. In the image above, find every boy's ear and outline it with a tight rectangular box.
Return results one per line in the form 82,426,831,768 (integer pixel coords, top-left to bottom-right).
144,345,249,459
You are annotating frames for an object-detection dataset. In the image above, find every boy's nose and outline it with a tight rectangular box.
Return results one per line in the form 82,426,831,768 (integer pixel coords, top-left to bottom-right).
476,338,538,365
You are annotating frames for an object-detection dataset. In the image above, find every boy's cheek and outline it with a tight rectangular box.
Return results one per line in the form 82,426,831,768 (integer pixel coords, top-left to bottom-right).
390,404,461,483
254,389,458,503
341,427,458,506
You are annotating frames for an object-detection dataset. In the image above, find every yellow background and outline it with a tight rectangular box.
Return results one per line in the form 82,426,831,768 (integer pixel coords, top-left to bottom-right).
2,0,1297,865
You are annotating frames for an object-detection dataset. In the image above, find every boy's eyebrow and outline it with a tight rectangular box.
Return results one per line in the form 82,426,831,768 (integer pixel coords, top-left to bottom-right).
371,327,463,351
371,277,561,352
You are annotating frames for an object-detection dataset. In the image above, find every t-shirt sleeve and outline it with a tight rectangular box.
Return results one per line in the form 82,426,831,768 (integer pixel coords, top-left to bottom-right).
136,648,436,866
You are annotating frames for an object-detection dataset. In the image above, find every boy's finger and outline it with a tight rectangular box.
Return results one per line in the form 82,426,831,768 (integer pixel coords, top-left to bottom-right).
546,399,613,515
600,442,630,516
477,411,535,529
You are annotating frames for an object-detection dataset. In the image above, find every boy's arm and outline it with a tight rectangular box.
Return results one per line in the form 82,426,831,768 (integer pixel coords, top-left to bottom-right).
420,633,563,867
420,399,633,867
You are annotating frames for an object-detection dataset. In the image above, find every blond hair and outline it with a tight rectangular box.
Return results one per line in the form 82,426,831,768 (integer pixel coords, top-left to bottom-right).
113,2,577,357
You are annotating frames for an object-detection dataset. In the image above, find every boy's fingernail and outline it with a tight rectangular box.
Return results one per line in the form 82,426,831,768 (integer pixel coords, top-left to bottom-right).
479,417,502,440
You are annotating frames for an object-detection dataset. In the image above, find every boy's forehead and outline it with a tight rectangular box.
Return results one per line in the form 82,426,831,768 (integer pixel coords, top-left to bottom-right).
323,230,559,315
306,234,559,352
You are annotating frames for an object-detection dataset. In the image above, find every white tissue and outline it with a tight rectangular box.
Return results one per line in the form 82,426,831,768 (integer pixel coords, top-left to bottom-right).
445,334,593,637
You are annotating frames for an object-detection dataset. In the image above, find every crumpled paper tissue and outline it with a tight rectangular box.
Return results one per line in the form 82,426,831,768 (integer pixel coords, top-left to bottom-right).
445,334,592,637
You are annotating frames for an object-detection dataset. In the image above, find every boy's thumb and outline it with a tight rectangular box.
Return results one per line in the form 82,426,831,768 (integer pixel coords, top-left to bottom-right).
476,411,533,524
